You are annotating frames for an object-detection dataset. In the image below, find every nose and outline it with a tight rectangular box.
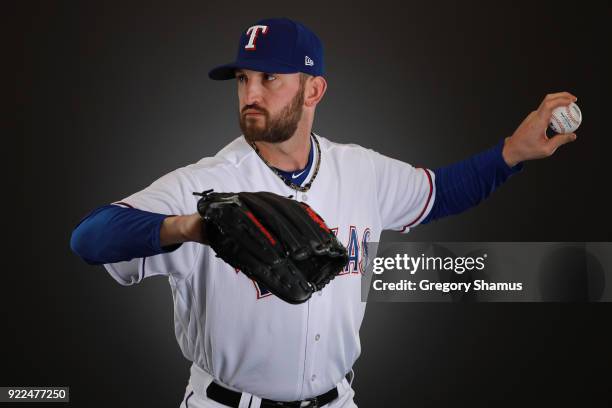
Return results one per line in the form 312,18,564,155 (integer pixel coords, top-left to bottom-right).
242,78,264,106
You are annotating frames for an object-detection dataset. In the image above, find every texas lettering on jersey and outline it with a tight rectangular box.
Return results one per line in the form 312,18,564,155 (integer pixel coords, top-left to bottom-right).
247,225,371,299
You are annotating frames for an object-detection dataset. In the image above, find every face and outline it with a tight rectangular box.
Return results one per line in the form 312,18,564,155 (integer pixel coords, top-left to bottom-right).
236,70,306,144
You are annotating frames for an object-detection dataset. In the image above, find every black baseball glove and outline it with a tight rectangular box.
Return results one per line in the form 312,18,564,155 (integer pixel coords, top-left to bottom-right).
194,190,349,304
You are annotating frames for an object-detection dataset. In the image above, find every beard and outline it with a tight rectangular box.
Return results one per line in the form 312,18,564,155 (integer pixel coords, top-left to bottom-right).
239,83,305,144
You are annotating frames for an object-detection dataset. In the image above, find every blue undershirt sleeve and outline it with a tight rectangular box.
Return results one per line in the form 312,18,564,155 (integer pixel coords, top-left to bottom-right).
70,204,182,265
421,138,524,224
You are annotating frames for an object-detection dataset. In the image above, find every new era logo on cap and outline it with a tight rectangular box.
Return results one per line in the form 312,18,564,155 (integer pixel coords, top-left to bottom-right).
208,18,325,80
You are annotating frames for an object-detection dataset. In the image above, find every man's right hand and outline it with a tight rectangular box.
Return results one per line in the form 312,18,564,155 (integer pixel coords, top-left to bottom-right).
502,92,578,167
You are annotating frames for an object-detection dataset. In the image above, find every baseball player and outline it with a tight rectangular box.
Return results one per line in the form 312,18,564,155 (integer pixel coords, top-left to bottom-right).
70,17,578,408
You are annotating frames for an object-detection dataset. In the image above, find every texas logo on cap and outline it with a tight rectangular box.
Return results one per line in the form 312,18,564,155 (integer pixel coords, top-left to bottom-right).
244,25,268,50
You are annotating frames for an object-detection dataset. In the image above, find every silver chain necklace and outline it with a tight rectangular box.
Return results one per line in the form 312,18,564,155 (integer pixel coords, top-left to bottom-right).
249,133,321,193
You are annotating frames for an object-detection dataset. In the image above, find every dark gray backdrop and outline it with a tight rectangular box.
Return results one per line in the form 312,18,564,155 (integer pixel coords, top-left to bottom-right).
13,0,612,407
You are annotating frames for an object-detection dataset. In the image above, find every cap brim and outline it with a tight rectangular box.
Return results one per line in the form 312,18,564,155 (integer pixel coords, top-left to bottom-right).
208,59,300,80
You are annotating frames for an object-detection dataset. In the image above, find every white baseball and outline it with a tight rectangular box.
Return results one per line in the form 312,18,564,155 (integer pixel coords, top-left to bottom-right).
549,102,582,134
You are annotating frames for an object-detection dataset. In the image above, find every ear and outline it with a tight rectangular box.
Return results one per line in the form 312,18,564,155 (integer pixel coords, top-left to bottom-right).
304,76,327,107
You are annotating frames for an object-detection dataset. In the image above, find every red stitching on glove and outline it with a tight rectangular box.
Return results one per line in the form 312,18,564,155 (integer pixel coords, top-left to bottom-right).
301,204,330,233
246,211,276,245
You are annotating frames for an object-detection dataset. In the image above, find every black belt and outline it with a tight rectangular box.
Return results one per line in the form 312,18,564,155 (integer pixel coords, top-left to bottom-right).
206,373,352,408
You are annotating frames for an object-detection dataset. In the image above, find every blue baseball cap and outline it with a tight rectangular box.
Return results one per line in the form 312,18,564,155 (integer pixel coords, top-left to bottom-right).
208,18,324,80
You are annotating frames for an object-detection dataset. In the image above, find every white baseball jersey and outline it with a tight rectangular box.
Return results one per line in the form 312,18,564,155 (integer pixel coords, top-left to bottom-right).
104,133,435,401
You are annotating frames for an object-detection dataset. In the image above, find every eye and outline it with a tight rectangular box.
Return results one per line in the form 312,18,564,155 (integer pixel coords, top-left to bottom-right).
264,73,277,81
236,74,246,83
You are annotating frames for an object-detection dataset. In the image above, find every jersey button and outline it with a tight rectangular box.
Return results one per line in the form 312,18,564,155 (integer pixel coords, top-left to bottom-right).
302,194,308,201
315,334,320,341
311,374,316,382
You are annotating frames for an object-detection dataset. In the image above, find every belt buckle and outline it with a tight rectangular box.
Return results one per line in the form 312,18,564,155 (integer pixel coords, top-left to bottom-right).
300,397,318,407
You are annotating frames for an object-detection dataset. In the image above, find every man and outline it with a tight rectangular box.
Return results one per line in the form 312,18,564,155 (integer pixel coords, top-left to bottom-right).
71,17,577,408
